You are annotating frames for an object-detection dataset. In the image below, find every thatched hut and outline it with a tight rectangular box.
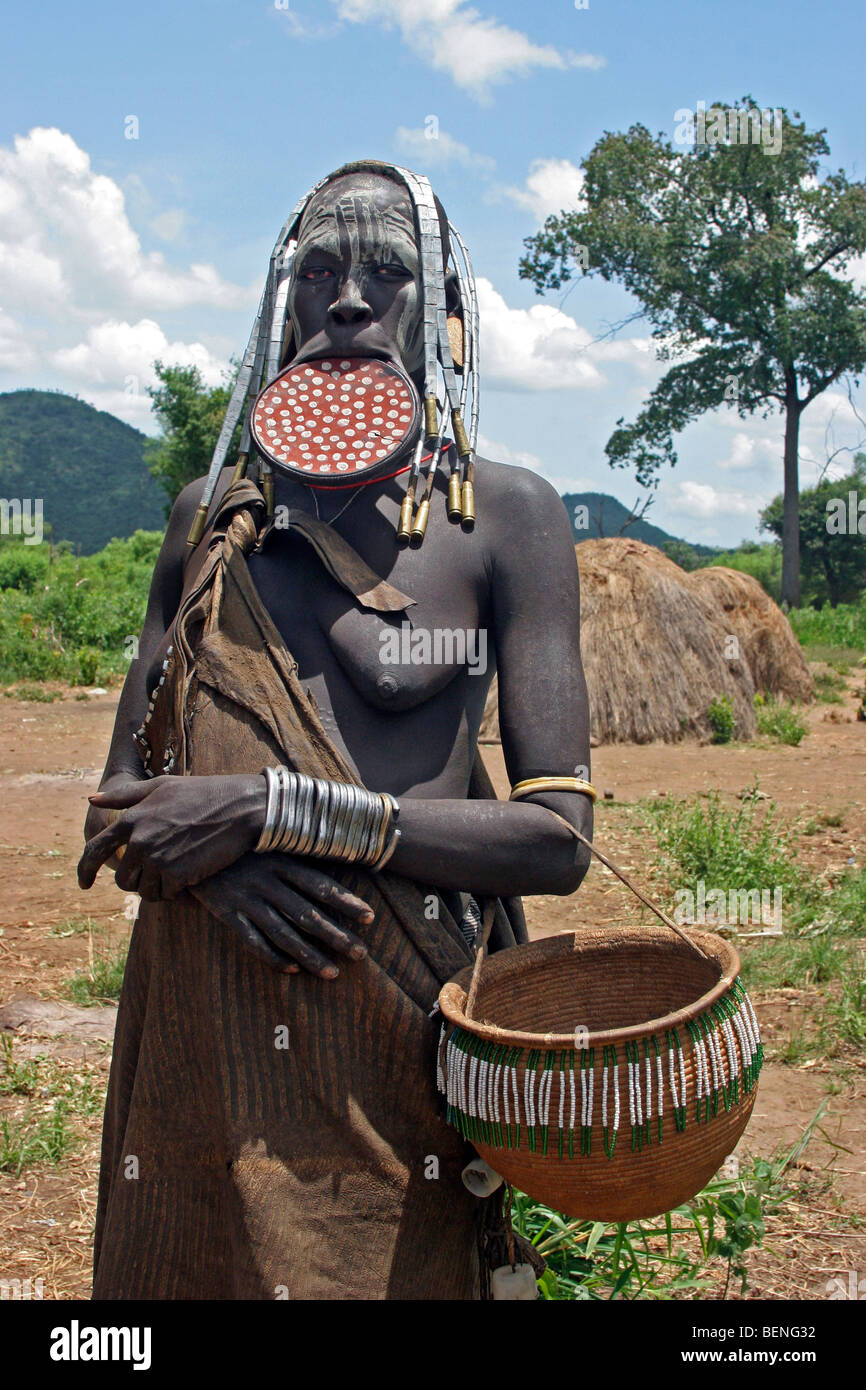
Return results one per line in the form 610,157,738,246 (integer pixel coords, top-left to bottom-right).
480,538,813,745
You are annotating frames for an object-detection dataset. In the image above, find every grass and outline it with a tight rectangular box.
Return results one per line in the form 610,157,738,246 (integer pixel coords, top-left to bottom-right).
788,597,866,653
3,683,63,702
514,1112,821,1300
800,644,863,672
753,693,808,745
812,668,847,703
63,939,129,1005
641,790,866,1058
644,785,799,898
0,1104,77,1176
803,808,847,833
48,915,104,939
0,1035,106,1176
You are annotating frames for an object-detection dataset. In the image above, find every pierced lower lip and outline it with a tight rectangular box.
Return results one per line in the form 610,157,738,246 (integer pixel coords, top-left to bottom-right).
297,348,395,368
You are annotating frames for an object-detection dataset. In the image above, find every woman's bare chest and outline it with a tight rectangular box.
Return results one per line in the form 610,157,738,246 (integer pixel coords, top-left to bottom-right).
245,537,490,714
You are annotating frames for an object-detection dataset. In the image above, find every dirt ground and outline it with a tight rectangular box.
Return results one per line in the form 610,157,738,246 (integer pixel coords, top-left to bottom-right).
0,680,863,1300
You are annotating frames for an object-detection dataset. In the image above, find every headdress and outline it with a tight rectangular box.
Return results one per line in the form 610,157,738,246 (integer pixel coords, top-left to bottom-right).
186,160,480,549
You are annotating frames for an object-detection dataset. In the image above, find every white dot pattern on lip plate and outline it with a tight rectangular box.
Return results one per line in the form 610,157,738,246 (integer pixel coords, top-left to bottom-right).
253,357,416,475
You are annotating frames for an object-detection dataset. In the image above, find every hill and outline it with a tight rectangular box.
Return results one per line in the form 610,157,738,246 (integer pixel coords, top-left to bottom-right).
0,390,721,558
0,390,167,553
562,490,718,555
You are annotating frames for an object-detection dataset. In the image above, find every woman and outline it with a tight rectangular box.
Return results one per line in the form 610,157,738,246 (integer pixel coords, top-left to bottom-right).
79,159,593,1300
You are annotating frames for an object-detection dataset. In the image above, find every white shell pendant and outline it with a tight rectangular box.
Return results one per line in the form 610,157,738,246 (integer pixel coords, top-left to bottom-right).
491,1264,538,1300
461,1157,504,1198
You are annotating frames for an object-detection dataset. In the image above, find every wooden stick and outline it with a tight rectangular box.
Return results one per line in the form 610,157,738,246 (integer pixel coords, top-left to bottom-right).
465,899,497,1021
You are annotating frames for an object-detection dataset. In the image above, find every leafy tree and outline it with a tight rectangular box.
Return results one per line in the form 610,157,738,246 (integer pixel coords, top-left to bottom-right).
519,98,866,607
760,455,866,607
660,538,702,571
145,361,240,510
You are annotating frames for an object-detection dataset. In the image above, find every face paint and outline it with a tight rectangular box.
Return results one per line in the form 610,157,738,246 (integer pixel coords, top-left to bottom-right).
287,177,426,377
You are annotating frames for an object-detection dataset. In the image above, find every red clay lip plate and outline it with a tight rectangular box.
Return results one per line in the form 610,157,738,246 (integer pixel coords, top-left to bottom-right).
251,356,421,487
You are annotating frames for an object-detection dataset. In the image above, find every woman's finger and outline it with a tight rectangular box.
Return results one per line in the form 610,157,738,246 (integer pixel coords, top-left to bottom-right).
252,902,341,979
78,817,134,889
88,780,160,810
233,911,301,974
274,857,375,924
267,881,367,960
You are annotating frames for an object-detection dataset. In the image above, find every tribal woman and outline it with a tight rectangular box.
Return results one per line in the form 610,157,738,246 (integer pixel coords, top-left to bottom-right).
78,160,594,1300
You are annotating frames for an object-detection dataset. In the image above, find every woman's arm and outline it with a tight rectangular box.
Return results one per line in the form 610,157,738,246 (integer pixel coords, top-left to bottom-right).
83,476,206,841
384,464,593,897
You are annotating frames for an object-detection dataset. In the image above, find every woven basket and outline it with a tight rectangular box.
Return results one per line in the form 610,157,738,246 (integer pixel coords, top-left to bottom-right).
437,924,762,1221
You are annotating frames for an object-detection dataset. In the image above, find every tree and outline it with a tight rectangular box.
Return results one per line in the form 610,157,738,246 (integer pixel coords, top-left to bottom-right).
760,455,866,607
519,98,866,607
660,538,702,571
145,361,240,510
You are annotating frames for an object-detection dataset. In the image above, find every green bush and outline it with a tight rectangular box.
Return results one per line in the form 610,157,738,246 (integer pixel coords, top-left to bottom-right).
75,646,101,686
0,529,162,684
788,596,866,653
706,694,735,743
753,693,807,745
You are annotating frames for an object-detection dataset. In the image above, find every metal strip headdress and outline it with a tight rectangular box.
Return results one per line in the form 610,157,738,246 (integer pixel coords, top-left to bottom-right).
186,163,480,548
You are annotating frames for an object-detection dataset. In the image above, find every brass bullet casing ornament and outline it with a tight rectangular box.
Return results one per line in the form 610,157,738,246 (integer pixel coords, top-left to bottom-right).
262,470,275,518
410,497,430,545
231,452,249,485
186,504,209,549
461,478,476,530
451,409,471,462
397,488,416,545
447,471,462,521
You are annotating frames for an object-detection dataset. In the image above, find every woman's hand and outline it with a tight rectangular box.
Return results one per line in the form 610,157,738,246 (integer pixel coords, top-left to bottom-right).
189,852,375,979
78,774,267,899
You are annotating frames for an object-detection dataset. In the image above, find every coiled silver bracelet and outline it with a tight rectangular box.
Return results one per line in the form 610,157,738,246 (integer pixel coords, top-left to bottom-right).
254,767,400,871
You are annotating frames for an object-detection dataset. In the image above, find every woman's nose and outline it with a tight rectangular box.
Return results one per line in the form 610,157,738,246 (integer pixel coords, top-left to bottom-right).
328,277,373,326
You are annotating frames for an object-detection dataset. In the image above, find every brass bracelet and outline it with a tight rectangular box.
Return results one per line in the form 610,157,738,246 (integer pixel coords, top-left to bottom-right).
509,776,597,804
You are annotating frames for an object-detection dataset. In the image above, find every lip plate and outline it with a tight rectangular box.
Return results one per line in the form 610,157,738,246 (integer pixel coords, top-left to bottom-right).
251,356,421,488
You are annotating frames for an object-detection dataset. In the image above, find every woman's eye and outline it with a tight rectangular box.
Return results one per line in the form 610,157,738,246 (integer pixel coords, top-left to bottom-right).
376,263,410,278
301,267,335,281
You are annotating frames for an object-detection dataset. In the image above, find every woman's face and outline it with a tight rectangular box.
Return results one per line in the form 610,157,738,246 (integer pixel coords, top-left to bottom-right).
286,173,425,381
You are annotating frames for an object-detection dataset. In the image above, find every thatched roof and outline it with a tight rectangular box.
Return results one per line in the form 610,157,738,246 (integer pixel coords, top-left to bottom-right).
480,538,813,746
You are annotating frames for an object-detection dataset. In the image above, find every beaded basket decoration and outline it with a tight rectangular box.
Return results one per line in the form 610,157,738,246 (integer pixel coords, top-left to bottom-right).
250,356,420,487
437,927,762,1222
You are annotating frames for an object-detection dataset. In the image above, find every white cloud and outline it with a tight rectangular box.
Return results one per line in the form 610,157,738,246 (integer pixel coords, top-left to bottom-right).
276,1,342,39
394,125,495,174
333,0,605,101
149,209,189,243
502,157,586,223
666,480,763,519
0,127,254,319
0,308,35,371
478,276,653,391
479,276,602,389
716,431,763,472
475,432,544,473
51,318,227,390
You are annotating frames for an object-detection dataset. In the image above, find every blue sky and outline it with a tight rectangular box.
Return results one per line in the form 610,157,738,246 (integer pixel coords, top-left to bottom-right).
1,0,865,545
